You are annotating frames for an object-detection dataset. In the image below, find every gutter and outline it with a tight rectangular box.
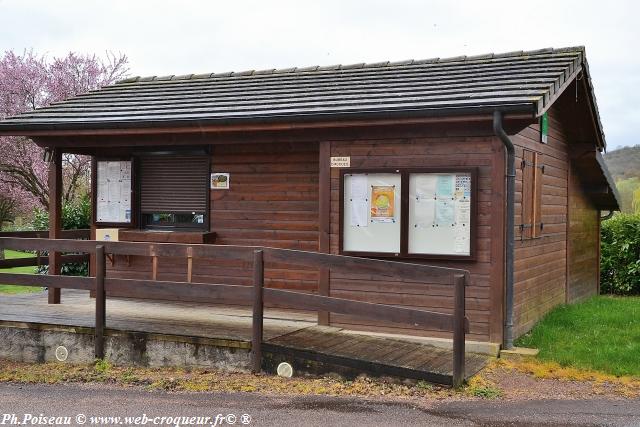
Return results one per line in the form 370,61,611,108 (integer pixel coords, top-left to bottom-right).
600,210,614,221
0,105,534,136
493,111,516,349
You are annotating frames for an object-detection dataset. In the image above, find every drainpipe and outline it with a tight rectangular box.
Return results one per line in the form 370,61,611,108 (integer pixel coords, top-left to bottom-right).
600,210,614,221
493,111,515,349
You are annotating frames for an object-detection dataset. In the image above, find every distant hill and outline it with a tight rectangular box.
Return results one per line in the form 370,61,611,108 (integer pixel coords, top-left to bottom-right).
604,145,640,181
604,145,640,213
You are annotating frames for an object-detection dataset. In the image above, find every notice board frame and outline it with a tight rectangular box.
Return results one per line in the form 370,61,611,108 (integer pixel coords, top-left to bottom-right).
92,156,136,228
339,167,478,261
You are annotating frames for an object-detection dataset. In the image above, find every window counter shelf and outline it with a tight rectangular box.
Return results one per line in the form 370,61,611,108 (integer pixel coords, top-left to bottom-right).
118,230,217,244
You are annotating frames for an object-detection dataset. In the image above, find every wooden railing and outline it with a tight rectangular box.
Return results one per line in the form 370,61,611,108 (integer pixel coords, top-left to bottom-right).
0,229,90,239
0,229,91,269
0,237,470,387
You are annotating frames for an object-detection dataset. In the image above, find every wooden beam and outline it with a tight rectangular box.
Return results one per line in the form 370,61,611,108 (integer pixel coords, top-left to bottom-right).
318,140,331,325
0,272,94,290
0,229,90,238
263,287,464,332
48,148,62,304
0,254,89,268
452,273,466,389
95,245,106,359
0,237,467,283
252,249,264,373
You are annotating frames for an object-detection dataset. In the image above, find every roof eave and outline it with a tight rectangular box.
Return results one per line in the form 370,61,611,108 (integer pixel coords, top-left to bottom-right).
0,104,536,137
595,151,622,210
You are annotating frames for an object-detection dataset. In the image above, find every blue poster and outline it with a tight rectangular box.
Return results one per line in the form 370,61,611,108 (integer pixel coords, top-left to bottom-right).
436,175,454,198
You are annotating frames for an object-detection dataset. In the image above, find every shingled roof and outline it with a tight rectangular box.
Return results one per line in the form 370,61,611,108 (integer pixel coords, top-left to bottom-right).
0,46,602,140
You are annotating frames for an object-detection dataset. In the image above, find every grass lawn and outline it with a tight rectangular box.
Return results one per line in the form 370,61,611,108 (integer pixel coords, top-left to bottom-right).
516,295,640,377
0,249,42,295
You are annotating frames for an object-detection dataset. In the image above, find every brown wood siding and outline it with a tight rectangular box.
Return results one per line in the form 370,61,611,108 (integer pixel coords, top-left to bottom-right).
107,141,321,299
567,166,599,303
102,127,504,343
327,129,505,343
511,105,569,337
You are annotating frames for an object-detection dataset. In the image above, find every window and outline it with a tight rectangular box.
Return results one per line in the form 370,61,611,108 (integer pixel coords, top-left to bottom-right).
340,168,477,260
520,150,544,239
139,154,209,230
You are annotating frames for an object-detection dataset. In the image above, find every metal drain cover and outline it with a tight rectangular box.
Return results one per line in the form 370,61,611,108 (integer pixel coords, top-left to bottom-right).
277,362,293,378
55,346,68,362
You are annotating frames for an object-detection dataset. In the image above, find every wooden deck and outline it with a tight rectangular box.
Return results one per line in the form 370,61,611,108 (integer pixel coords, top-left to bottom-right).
0,289,314,342
0,289,488,385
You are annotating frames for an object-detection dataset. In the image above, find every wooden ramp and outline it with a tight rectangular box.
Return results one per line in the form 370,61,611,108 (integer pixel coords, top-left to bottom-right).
0,291,489,386
264,326,489,386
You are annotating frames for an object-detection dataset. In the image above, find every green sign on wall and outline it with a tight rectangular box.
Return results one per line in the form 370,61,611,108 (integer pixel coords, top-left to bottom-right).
540,112,549,144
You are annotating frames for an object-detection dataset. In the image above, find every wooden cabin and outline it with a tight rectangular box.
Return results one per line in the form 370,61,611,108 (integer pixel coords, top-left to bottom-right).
0,46,619,349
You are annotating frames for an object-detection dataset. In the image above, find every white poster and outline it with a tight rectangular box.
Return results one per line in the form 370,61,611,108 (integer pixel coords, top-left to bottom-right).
97,181,108,202
455,199,471,225
454,227,470,254
435,198,455,226
350,199,368,227
120,161,132,180
415,174,437,200
348,174,369,227
120,180,131,202
96,160,132,223
414,197,435,228
108,180,121,202
350,174,368,200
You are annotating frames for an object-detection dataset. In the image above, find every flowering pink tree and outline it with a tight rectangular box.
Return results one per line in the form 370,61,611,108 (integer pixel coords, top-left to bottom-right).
0,50,128,222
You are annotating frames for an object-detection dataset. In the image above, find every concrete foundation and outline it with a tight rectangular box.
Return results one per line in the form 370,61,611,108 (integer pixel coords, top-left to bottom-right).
0,322,251,371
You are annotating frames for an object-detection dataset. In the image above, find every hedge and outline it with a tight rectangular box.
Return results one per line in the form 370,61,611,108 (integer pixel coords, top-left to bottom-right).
31,195,90,277
600,213,640,295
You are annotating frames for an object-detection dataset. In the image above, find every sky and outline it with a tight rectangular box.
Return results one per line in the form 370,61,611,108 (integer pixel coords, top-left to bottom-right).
0,0,638,150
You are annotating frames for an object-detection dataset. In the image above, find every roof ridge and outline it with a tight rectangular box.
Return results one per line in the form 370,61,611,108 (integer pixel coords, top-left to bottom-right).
115,46,585,85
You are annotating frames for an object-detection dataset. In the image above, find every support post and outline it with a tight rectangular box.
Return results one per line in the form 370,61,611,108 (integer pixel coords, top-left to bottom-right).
95,245,106,359
318,140,331,325
251,249,264,373
151,245,158,281
48,148,62,304
187,246,193,283
452,273,466,388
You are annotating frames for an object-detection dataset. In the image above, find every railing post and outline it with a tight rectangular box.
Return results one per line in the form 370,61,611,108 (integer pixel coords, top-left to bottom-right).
452,273,466,388
186,246,193,283
251,249,264,373
151,245,158,281
95,245,106,359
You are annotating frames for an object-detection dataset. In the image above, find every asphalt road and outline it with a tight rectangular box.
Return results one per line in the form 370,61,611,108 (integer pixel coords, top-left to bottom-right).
0,383,639,427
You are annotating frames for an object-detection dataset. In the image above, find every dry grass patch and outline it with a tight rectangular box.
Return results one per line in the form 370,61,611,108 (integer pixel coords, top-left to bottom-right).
0,359,463,399
488,358,640,398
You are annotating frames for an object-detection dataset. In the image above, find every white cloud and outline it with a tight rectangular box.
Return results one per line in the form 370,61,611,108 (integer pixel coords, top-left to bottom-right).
0,0,638,149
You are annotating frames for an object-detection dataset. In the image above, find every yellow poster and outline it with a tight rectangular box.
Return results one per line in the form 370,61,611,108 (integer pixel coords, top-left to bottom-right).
370,185,395,222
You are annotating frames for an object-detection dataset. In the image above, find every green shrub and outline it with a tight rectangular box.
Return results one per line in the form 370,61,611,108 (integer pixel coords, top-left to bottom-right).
31,195,91,277
31,194,91,231
600,213,640,295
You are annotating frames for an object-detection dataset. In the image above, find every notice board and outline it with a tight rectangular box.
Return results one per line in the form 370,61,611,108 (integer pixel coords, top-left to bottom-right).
342,172,402,254
408,172,472,256
96,160,132,224
341,168,476,259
